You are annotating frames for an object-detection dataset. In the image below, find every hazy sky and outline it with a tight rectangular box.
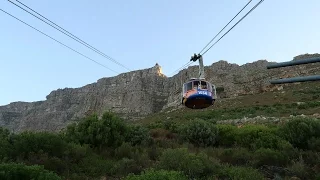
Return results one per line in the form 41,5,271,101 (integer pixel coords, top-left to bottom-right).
0,0,319,105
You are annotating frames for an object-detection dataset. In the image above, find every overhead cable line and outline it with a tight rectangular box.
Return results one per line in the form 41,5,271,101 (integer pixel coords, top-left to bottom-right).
170,0,258,76
170,61,193,76
198,0,253,54
9,0,131,71
0,9,119,74
201,0,264,56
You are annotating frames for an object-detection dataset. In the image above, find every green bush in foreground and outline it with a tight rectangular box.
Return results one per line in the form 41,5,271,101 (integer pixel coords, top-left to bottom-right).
1,111,319,179
157,148,219,179
280,117,320,149
63,112,128,149
0,162,61,180
179,119,219,147
126,124,151,146
125,169,187,180
218,165,264,180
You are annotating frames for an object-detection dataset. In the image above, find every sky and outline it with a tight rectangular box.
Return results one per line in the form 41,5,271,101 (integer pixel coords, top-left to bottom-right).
0,0,319,106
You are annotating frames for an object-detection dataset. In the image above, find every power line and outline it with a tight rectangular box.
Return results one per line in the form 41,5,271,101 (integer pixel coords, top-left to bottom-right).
201,0,264,56
9,0,131,72
199,0,253,54
0,8,119,74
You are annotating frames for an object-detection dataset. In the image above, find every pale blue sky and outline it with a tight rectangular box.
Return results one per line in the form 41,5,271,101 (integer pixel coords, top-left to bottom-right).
0,0,319,105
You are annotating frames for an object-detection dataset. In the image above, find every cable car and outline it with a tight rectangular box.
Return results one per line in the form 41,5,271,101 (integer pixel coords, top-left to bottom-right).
181,54,217,109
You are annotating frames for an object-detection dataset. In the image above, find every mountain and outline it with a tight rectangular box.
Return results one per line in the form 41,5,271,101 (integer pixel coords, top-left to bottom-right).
1,53,319,132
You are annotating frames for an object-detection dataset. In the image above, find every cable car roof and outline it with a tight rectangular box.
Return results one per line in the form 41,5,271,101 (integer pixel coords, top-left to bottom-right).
188,77,206,81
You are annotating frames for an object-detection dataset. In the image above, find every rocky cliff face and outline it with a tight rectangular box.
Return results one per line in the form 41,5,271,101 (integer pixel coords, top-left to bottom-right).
1,54,320,132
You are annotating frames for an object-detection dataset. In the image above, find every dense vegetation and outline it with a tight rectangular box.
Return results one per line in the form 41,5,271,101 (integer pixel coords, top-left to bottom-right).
0,110,319,180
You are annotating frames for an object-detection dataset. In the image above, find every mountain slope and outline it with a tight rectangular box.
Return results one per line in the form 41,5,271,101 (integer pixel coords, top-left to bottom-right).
0,53,319,132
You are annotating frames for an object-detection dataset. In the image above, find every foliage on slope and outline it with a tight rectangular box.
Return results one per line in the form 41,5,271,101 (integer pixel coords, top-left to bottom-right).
0,110,320,179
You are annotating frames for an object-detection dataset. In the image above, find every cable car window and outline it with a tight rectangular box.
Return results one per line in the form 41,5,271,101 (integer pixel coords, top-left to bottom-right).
200,81,207,89
193,81,200,89
184,82,193,92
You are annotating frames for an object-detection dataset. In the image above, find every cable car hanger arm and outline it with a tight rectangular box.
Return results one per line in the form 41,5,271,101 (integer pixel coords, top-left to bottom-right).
190,53,205,79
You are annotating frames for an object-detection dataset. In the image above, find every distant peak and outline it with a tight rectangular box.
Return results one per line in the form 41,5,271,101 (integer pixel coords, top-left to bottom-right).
152,63,165,76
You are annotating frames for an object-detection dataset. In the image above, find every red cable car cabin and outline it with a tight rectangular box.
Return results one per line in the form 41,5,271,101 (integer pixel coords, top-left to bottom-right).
182,78,216,109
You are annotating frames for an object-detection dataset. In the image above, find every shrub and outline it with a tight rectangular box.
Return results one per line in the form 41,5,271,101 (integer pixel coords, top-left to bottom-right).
0,163,62,180
63,112,128,148
162,121,179,133
299,150,320,167
75,153,114,178
252,148,289,167
0,127,10,139
111,158,144,177
308,138,320,151
115,142,138,159
252,131,293,151
218,165,264,180
288,157,315,179
280,117,320,149
146,120,164,129
146,145,163,161
10,132,68,160
126,125,151,146
231,125,291,150
210,147,253,166
179,119,219,147
0,127,11,161
26,151,67,175
216,125,237,147
234,125,268,149
157,148,219,179
125,169,188,180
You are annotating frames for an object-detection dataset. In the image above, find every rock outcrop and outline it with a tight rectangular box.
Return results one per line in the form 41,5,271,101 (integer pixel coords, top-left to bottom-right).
1,53,320,132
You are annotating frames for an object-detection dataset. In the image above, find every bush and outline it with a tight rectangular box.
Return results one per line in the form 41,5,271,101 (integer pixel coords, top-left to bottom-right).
125,169,188,180
232,125,291,150
210,147,253,166
126,125,151,146
218,165,264,180
0,162,62,180
252,131,293,151
179,119,219,147
115,142,138,159
162,121,179,133
252,148,289,167
111,158,143,177
288,157,313,179
298,150,320,167
157,148,219,179
0,127,11,161
0,127,10,139
146,145,163,161
216,125,237,147
280,117,320,149
25,151,67,175
308,138,320,151
10,132,68,160
63,112,128,148
74,153,114,178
